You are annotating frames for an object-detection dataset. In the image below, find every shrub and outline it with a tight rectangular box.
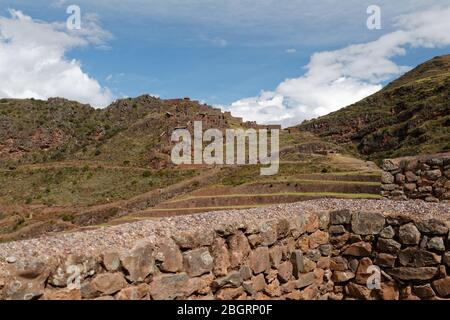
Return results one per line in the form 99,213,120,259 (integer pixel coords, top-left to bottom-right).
142,170,152,178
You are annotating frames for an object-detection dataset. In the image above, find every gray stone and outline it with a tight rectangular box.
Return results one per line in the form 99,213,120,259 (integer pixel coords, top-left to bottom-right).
290,250,305,278
398,248,441,267
351,211,385,235
120,242,155,283
295,272,315,289
381,159,399,171
417,219,449,235
386,267,437,281
427,237,445,252
148,273,189,300
424,169,442,181
306,249,321,262
377,238,401,254
380,226,395,239
183,247,214,277
399,223,421,245
381,171,395,184
381,184,397,191
443,252,450,267
330,209,352,225
329,225,346,234
319,244,332,257
212,271,243,289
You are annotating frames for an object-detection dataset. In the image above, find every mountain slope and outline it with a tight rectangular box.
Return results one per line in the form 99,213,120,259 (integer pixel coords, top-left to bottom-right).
295,54,450,161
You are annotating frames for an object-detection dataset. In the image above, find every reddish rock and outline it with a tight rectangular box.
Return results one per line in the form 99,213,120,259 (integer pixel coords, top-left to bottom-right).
242,274,266,296
305,214,319,233
211,237,231,276
309,230,329,249
332,271,355,283
330,256,348,271
355,257,373,285
374,253,396,268
264,279,282,297
387,267,437,281
148,273,189,300
378,282,399,300
116,284,149,300
343,242,372,257
277,261,293,283
155,238,183,273
345,283,372,300
120,242,155,283
183,247,214,277
297,236,310,252
227,231,251,268
91,273,127,295
413,284,436,299
249,247,271,274
216,287,245,300
42,288,82,300
432,277,450,297
269,245,283,268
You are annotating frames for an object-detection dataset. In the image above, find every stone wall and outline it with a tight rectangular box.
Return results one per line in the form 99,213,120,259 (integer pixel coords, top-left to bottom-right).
381,153,450,202
1,210,450,300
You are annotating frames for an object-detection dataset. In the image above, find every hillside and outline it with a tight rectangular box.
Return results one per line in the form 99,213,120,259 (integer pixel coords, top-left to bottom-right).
295,54,450,161
0,96,380,242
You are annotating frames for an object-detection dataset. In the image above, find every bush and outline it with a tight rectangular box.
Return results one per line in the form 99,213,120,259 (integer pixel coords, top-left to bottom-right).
142,170,152,178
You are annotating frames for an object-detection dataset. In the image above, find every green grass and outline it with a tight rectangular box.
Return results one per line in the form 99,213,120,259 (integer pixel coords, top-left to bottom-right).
169,192,382,203
0,166,198,206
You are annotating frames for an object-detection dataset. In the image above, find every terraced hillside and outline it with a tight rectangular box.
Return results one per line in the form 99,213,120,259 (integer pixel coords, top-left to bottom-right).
0,95,381,241
295,54,450,162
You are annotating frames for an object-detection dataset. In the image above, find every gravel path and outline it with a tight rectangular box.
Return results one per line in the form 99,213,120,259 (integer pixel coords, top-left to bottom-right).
0,199,448,268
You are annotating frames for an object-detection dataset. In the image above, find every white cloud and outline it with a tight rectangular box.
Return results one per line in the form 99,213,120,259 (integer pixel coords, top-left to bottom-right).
226,6,450,127
285,48,296,54
0,9,113,107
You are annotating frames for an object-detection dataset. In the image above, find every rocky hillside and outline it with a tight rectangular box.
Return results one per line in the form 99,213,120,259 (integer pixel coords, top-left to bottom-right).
0,96,247,169
0,95,381,242
295,54,450,162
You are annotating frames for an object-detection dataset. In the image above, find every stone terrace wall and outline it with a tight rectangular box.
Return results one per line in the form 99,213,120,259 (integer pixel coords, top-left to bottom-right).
1,210,450,300
381,153,450,202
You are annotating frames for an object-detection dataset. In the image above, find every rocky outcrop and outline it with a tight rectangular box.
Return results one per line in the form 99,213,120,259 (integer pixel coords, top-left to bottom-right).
1,209,450,300
381,153,450,202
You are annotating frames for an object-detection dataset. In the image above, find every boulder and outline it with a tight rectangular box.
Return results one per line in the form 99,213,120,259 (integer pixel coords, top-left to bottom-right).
211,237,231,276
377,238,401,254
386,267,437,281
120,242,155,283
432,277,450,297
249,247,271,274
398,248,441,267
183,247,214,277
427,237,445,251
343,242,372,257
91,273,127,295
351,212,385,235
330,209,352,225
398,223,421,245
148,273,189,300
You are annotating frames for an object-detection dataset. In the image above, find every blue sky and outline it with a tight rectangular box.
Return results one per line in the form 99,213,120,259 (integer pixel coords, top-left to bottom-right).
0,1,449,126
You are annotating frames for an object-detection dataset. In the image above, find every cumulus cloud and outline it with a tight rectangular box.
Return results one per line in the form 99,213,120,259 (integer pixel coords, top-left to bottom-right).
226,6,450,127
0,9,113,107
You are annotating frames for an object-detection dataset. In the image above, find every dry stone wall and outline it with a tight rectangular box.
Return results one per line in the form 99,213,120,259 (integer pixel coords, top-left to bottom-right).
381,153,450,202
1,210,450,300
